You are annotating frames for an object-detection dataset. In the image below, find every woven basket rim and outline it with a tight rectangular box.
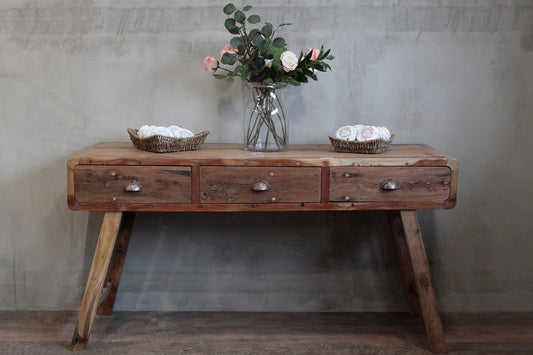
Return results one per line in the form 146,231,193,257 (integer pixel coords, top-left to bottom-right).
127,128,209,153
127,128,209,141
328,134,395,154
328,134,395,144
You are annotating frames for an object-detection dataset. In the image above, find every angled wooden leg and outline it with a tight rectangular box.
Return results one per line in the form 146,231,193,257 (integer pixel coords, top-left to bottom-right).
388,211,421,315
97,212,136,315
397,210,447,353
72,212,123,350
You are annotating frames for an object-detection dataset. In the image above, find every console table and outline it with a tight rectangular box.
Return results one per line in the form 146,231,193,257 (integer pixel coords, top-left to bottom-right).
67,142,457,352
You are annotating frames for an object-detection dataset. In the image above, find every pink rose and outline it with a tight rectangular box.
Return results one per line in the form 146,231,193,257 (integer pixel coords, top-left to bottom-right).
220,44,237,57
280,50,298,72
306,48,320,61
203,56,218,72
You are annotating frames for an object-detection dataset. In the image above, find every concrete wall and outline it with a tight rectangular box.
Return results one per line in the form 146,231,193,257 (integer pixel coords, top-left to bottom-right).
1,0,532,311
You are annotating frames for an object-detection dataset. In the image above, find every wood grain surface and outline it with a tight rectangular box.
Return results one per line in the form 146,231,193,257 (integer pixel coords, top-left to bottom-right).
67,143,458,211
3,311,533,354
200,166,321,204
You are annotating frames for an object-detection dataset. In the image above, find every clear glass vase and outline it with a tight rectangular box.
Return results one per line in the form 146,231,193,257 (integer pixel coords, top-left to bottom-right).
244,82,288,152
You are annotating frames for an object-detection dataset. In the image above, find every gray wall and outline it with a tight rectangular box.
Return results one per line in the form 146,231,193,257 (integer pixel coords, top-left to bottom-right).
1,0,532,311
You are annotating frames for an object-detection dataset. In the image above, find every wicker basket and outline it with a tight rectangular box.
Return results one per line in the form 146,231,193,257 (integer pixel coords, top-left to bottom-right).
128,128,209,153
329,134,395,154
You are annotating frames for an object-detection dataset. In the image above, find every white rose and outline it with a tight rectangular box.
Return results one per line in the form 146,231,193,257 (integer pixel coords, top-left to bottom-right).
280,50,298,72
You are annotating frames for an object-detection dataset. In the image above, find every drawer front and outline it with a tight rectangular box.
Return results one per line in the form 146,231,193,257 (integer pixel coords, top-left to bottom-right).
74,166,191,204
200,167,321,204
330,167,451,203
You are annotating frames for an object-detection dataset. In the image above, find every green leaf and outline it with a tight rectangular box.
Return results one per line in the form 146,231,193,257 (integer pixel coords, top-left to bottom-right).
226,76,235,82
318,49,330,61
305,70,318,80
230,36,243,49
248,15,261,24
314,61,328,72
251,32,265,48
261,24,272,38
221,52,238,65
263,78,274,84
224,18,240,34
241,70,249,80
271,47,285,70
243,5,252,11
234,10,246,24
251,57,265,70
233,65,243,74
278,23,292,27
272,37,286,48
213,74,226,80
288,77,301,86
223,3,236,15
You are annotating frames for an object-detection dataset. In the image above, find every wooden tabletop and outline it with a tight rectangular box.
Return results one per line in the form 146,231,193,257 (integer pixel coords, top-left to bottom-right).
68,142,457,169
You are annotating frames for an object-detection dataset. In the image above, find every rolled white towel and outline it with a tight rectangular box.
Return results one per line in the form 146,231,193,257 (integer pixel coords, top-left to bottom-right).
375,126,391,140
178,128,194,138
356,126,382,141
335,125,357,141
137,125,150,138
168,125,182,137
140,125,158,138
138,124,195,138
153,126,174,137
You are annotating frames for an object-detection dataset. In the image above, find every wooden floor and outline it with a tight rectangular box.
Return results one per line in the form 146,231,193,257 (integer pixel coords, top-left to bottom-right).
1,311,532,354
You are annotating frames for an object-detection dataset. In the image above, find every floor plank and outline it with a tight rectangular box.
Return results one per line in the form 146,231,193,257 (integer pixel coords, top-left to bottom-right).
0,311,532,354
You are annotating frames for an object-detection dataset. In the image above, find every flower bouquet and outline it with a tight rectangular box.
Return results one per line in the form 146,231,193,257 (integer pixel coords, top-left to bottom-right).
203,3,334,151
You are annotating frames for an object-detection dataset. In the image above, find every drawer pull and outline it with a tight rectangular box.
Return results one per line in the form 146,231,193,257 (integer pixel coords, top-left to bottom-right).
123,180,142,192
380,179,400,191
252,180,271,192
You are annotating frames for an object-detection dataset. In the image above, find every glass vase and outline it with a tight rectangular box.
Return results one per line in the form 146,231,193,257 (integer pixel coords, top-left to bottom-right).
244,82,288,152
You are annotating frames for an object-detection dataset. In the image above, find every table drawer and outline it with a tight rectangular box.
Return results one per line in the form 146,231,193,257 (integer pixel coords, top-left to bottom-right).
200,167,321,204
330,167,451,203
74,166,191,204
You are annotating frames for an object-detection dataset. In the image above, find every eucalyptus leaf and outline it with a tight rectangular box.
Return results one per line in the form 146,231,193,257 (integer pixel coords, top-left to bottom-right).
221,52,238,65
230,36,243,49
213,74,226,80
248,15,260,24
234,10,246,24
272,37,286,48
224,18,240,34
223,3,236,15
261,24,272,38
243,5,252,11
251,32,265,48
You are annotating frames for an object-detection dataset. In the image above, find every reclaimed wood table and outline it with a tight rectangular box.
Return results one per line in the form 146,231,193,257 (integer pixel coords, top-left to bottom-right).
67,143,458,352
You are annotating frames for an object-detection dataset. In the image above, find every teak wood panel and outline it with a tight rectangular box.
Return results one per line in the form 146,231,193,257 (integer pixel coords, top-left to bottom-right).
74,166,191,204
199,167,321,204
329,167,451,203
